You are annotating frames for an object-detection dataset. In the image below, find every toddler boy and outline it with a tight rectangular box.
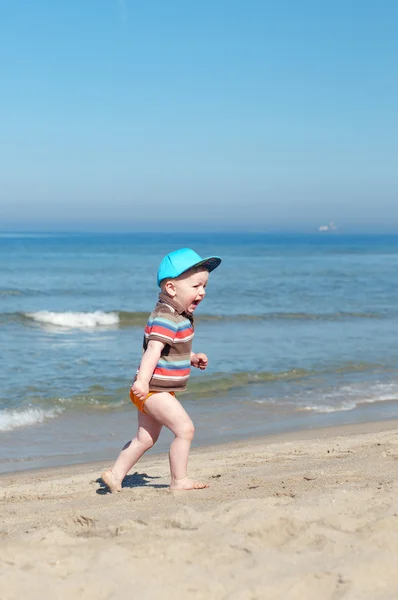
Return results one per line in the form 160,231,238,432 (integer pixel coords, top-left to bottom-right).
101,248,221,491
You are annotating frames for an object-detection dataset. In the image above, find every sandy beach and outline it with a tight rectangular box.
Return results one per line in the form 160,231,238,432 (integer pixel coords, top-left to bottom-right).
1,420,398,599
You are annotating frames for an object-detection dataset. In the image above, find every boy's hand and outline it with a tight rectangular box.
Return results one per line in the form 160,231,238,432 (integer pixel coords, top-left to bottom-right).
191,352,208,370
131,379,149,400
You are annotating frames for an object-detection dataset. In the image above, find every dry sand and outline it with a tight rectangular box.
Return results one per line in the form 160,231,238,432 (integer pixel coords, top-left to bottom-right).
1,420,398,599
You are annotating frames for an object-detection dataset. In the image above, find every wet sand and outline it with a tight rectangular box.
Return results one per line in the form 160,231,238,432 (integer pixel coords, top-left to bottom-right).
1,420,398,599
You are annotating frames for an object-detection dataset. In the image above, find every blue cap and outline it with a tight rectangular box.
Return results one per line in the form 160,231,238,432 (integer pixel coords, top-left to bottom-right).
157,248,222,286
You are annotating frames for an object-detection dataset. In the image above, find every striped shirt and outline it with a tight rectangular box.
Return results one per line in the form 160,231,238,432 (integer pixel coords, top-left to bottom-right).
136,292,194,392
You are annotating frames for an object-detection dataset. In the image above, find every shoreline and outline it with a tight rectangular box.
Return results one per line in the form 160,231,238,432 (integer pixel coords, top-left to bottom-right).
3,393,398,476
2,417,398,598
2,416,398,482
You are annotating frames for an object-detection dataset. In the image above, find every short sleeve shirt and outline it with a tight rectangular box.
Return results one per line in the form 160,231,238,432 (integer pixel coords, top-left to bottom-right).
138,292,194,392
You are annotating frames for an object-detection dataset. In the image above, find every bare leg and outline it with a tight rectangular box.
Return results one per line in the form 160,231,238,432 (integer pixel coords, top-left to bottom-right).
101,410,162,492
144,392,208,490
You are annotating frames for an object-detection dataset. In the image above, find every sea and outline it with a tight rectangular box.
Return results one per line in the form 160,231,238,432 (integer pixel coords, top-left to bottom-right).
2,231,398,474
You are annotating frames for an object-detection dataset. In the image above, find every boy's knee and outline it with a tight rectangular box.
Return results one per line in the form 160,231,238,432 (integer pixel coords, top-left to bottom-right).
177,421,195,441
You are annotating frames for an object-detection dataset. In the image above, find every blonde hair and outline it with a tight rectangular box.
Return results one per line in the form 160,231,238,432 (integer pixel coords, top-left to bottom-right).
159,265,208,292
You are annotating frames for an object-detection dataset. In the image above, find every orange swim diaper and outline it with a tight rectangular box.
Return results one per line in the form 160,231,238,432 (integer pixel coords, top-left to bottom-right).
129,389,175,413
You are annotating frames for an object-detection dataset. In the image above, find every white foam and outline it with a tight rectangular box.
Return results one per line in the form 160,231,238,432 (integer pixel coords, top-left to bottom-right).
0,407,61,432
255,381,398,415
301,386,398,414
301,402,357,413
25,310,119,329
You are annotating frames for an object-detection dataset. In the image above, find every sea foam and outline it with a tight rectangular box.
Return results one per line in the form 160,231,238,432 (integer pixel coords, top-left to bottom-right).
0,407,61,432
25,310,119,329
301,383,398,414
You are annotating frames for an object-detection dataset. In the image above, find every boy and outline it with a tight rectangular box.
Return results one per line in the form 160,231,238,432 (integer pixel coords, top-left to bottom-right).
101,248,221,492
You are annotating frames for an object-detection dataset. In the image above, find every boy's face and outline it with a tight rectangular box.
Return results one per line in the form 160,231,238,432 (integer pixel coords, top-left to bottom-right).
168,267,209,314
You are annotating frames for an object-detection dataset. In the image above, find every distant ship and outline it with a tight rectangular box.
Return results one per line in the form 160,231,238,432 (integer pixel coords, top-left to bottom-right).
319,221,337,232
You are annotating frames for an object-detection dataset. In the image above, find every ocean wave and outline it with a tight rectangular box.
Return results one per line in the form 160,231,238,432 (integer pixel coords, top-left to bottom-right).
187,363,396,397
121,310,383,324
0,309,387,329
56,393,126,409
260,311,382,321
266,380,398,415
299,401,360,413
186,369,311,397
0,289,24,297
24,311,119,329
300,393,398,414
0,407,62,432
3,368,398,419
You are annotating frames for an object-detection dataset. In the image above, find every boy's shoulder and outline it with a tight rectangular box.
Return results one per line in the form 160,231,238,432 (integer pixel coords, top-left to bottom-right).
149,299,183,321
148,296,192,325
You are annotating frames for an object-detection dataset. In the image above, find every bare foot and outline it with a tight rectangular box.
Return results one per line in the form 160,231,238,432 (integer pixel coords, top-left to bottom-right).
101,469,122,493
170,476,209,491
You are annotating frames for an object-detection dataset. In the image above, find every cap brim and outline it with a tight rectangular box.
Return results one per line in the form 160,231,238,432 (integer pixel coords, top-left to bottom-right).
189,256,222,274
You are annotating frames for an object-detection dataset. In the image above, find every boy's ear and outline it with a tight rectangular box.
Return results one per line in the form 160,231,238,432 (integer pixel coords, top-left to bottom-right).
164,280,177,297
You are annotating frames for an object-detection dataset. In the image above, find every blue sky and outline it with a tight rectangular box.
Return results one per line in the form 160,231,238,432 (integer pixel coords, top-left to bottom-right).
1,1,397,232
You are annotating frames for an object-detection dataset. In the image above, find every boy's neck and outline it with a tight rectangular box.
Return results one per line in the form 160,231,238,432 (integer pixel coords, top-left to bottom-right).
158,291,191,318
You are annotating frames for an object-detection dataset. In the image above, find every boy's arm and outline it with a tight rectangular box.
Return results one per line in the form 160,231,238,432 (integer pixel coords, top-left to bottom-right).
132,340,165,399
